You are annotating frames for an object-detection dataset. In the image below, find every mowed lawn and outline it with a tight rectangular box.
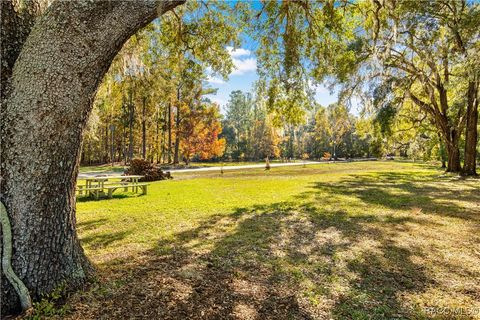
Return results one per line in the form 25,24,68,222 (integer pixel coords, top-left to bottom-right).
65,162,479,319
77,161,267,174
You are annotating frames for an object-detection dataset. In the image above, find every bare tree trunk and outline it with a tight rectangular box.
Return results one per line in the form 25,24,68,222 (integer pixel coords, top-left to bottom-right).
87,143,92,165
440,144,447,168
463,81,478,176
142,96,147,160
173,91,181,165
0,1,183,315
435,118,462,173
122,94,128,165
123,123,127,165
155,104,160,163
447,148,461,172
174,127,180,165
162,106,167,163
128,88,135,163
167,101,172,163
446,131,462,173
104,124,109,163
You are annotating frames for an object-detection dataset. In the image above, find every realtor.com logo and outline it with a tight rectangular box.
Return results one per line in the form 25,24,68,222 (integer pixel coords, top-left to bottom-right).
424,306,480,316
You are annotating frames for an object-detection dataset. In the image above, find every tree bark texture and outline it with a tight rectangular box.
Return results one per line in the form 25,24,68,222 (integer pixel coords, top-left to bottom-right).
0,0,42,102
446,141,462,173
434,114,462,174
0,0,184,315
463,81,479,176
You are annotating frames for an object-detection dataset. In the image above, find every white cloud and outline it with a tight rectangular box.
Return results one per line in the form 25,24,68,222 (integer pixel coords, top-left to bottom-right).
206,47,257,79
226,46,257,75
206,75,225,84
314,84,331,95
208,96,226,106
226,46,251,58
231,57,257,75
308,80,333,95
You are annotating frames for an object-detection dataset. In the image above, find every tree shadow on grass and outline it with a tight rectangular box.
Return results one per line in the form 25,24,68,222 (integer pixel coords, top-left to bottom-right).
306,172,480,222
72,208,441,319
68,172,480,319
80,230,132,250
76,218,109,232
76,193,147,202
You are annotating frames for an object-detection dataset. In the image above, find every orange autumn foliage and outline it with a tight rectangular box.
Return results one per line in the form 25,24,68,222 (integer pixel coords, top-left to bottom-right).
178,102,225,164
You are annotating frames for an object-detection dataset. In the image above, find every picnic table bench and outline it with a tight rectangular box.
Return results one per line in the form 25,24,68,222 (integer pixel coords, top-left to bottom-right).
104,183,149,198
76,175,148,199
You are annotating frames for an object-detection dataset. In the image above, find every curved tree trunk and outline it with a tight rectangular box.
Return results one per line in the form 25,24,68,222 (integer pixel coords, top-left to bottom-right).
0,0,183,315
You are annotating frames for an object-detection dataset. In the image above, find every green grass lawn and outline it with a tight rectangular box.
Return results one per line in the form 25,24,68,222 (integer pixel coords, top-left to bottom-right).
79,164,126,174
187,161,266,167
62,161,479,319
79,161,269,174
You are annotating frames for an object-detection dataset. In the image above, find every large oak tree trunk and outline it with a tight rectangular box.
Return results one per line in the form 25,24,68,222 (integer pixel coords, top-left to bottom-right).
463,82,478,176
437,119,462,174
0,0,40,102
446,143,462,173
444,129,462,173
0,1,183,315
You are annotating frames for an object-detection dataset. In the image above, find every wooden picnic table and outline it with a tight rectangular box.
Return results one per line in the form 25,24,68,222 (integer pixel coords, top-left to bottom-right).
78,175,144,199
83,175,143,189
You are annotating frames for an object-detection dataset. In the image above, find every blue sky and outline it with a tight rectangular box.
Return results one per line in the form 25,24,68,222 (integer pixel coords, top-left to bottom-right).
203,0,357,115
205,45,340,114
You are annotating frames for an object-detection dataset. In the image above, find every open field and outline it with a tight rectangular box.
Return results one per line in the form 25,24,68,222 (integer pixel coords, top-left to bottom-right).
50,161,480,319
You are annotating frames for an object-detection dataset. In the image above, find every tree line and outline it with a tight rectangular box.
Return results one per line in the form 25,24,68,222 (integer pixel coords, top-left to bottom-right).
253,0,479,175
221,88,462,164
85,81,436,165
84,0,480,168
81,1,242,166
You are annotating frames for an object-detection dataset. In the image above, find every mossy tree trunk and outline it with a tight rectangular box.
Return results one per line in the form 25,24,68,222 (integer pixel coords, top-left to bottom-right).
0,0,183,315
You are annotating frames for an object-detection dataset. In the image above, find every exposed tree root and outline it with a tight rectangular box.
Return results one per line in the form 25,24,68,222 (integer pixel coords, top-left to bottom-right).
0,201,32,311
